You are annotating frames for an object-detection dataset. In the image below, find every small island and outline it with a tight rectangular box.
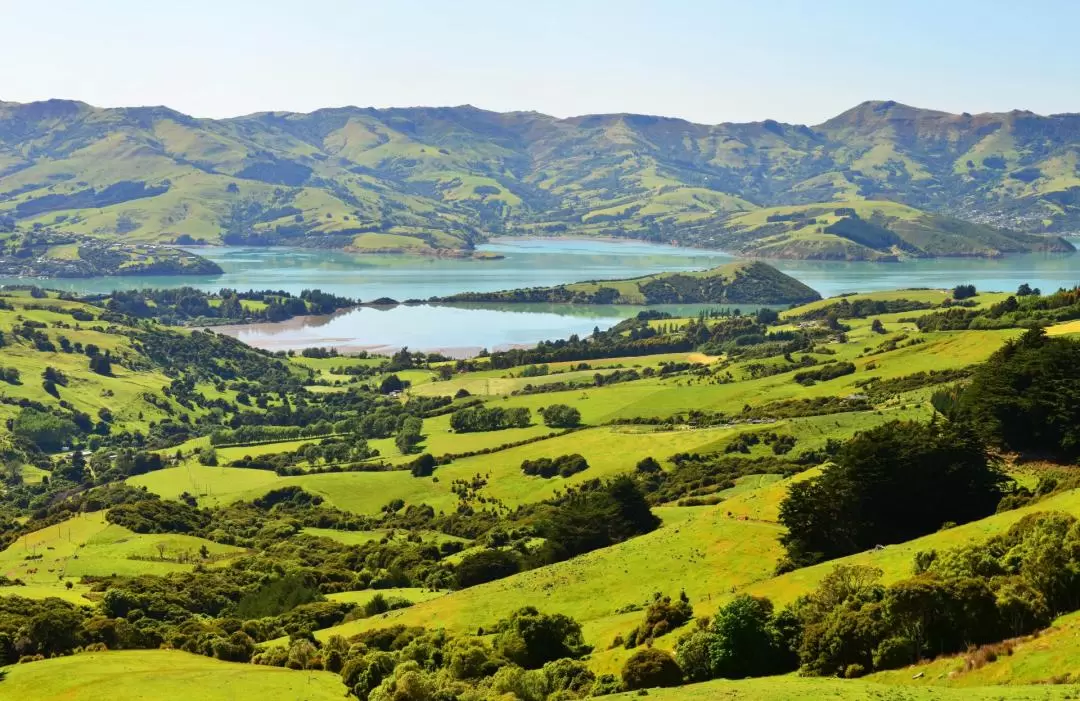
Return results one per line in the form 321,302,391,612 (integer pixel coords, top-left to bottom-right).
0,230,223,278
430,261,821,305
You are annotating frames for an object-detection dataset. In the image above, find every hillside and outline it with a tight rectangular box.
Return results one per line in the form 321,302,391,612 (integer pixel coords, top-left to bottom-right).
430,261,821,304
0,99,1077,259
712,200,1073,260
0,229,222,277
1,284,1080,699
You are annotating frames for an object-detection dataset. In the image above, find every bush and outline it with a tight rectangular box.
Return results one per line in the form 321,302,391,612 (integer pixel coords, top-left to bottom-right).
635,457,661,474
621,648,682,689
626,592,693,647
521,453,589,479
494,607,591,669
952,284,977,300
540,404,581,428
408,453,436,477
12,408,78,452
450,405,531,433
455,548,521,588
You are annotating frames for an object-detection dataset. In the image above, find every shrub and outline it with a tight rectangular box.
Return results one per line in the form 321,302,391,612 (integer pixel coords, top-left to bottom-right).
450,406,531,433
952,284,977,300
409,453,436,477
626,592,693,647
521,454,589,479
455,549,521,588
635,457,661,474
621,648,682,690
494,607,591,669
540,404,581,428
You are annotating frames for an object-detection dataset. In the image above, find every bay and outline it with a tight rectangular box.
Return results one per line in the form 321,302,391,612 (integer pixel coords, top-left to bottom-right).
1,237,1077,354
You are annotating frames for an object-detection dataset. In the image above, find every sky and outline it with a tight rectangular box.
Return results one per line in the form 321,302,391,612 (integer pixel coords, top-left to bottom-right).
2,0,1079,125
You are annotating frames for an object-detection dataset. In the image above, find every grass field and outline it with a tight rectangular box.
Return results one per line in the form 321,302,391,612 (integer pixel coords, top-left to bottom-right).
0,649,348,700
315,506,782,650
870,610,1080,687
745,485,1080,607
302,527,469,546
326,587,447,607
605,676,1080,700
0,512,245,601
7,286,1072,697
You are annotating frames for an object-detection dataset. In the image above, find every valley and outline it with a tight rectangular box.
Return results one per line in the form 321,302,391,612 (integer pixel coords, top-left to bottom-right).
0,273,1078,699
6,4,1080,699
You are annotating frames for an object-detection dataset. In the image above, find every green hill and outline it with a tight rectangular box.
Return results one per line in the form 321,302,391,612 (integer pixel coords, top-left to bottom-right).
0,230,222,277
0,650,348,700
712,200,1073,260
2,286,1080,699
0,99,1076,259
431,261,821,304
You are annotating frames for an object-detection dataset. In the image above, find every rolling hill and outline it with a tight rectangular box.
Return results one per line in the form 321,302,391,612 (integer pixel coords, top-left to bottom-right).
0,99,1077,259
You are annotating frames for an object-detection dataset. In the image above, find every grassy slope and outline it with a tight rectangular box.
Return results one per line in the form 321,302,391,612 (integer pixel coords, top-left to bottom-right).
0,292,204,434
314,506,782,644
870,610,1080,687
6,100,1077,254
745,486,1080,607
604,676,1080,700
0,649,347,700
0,512,245,602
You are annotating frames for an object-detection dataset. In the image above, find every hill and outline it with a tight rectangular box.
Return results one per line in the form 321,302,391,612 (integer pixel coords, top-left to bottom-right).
711,200,1072,260
1,285,1080,698
0,99,1076,259
0,650,348,700
0,230,221,277
430,261,822,304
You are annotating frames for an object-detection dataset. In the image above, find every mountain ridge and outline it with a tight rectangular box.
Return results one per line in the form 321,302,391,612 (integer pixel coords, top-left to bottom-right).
1,98,1078,260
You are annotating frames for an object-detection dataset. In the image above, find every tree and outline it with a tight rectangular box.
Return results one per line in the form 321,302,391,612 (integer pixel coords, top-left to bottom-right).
635,456,661,473
706,595,788,679
957,328,1080,460
494,607,591,669
952,284,977,300
54,450,86,483
756,307,780,324
540,404,581,428
197,447,218,466
1016,283,1040,296
408,453,436,478
779,420,1008,568
621,648,682,689
537,476,660,562
870,318,886,334
89,354,113,376
456,548,521,588
379,375,407,395
450,406,531,433
395,416,424,454
12,409,78,452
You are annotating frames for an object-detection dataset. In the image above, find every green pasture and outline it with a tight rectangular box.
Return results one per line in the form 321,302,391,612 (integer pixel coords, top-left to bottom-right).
0,649,348,700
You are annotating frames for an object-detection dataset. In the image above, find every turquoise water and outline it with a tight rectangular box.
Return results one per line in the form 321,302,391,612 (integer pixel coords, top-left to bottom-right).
2,237,1077,354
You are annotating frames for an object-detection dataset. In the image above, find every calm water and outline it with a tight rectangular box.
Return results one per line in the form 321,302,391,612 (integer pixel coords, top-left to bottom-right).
3,237,1078,354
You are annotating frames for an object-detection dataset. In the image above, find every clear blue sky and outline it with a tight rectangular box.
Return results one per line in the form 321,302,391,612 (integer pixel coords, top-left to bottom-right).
3,0,1078,124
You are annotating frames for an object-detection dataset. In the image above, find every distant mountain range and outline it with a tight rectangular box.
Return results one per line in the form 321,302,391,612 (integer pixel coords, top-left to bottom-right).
0,98,1077,260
